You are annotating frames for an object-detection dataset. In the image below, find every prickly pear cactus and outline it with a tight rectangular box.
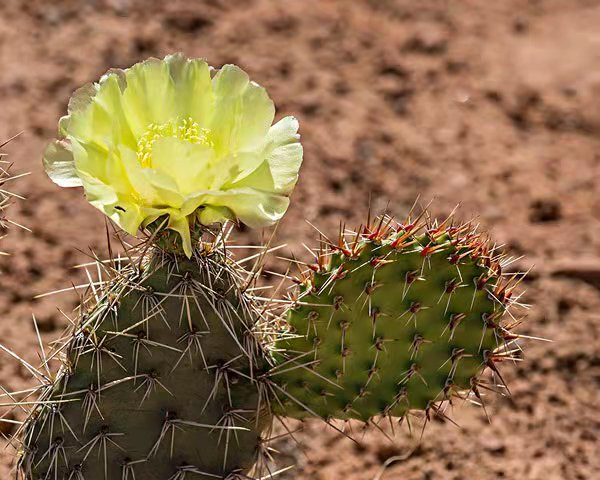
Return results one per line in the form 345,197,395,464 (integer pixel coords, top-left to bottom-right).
270,214,522,425
1,52,534,478
17,237,271,480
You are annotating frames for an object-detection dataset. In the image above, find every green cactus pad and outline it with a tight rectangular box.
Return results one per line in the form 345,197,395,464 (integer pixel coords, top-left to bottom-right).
18,247,269,480
270,216,519,423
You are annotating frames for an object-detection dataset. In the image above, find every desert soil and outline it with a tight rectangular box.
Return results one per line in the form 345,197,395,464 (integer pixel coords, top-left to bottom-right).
0,0,599,479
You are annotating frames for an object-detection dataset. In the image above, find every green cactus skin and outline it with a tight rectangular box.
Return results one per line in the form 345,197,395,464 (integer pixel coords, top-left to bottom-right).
18,247,269,480
270,216,519,424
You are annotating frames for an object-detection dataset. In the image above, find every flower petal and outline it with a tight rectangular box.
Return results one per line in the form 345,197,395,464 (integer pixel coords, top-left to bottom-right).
263,141,303,194
208,151,261,189
198,188,290,228
263,116,303,193
142,169,185,208
81,174,119,211
165,54,214,126
120,58,177,137
227,116,303,194
266,115,301,146
210,65,275,153
71,140,132,197
65,74,134,151
110,200,145,235
151,137,215,194
76,174,144,236
43,140,83,187
168,214,193,257
118,146,160,201
197,205,235,225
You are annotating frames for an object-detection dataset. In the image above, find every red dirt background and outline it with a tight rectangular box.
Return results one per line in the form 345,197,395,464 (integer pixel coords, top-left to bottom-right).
0,0,599,479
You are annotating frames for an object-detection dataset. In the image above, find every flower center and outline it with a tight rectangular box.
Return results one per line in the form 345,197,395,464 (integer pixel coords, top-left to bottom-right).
136,117,212,167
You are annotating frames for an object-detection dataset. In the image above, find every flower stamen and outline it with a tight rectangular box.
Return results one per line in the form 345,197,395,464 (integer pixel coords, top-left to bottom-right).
136,117,212,168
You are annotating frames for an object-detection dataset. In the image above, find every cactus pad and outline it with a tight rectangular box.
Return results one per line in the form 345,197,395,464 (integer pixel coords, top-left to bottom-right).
18,243,270,480
270,214,522,425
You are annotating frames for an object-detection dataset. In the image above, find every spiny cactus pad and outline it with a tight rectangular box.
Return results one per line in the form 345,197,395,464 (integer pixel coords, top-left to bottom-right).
18,243,270,480
270,214,522,425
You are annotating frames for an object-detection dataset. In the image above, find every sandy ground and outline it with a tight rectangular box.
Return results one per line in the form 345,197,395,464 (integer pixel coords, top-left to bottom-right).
0,0,599,478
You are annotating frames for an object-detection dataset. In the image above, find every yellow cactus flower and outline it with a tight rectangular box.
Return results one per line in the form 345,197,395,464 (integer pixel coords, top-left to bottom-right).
43,53,303,256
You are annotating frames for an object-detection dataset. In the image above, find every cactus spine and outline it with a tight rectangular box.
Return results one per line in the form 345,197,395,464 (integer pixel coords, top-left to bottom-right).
0,135,27,250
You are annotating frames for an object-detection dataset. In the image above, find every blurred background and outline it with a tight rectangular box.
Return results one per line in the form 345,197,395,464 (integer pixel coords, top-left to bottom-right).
0,0,599,478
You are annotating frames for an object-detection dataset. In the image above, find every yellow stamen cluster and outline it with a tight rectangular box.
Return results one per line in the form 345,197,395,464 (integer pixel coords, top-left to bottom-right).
136,117,212,167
